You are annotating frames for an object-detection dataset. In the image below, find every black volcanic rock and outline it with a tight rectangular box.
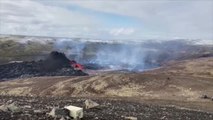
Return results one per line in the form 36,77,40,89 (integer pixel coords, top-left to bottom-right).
43,51,71,71
0,51,88,80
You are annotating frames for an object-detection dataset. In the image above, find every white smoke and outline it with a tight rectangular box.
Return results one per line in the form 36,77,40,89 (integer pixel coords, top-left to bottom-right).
54,38,86,62
53,38,159,71
53,38,213,71
93,44,146,70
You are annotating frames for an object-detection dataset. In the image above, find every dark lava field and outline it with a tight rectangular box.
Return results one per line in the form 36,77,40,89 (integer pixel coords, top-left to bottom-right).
0,51,87,80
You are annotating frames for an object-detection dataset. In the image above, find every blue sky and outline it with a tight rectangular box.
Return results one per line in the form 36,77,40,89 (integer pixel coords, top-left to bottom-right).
0,0,213,40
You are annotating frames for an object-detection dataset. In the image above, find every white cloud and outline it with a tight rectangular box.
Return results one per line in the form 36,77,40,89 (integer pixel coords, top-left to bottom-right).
0,0,212,40
109,28,135,36
0,0,99,37
70,0,213,39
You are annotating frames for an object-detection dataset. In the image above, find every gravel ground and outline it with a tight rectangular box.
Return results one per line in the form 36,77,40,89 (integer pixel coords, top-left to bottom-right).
0,95,212,120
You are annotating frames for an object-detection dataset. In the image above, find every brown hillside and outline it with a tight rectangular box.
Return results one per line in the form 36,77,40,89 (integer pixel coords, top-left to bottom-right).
0,57,213,112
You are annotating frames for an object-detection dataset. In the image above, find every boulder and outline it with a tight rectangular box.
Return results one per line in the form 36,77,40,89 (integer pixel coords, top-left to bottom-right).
64,105,83,120
7,102,22,113
0,104,8,112
48,107,70,118
85,99,99,109
0,102,21,113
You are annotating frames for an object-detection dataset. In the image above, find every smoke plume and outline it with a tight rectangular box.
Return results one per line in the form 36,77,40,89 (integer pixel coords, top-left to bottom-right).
53,38,213,71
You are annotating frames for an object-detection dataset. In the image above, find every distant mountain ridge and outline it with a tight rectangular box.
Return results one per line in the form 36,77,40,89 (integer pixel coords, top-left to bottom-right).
0,34,212,68
1,34,213,45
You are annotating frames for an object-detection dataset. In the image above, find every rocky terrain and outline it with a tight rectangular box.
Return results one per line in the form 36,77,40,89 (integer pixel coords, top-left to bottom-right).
0,35,213,119
1,57,212,99
0,51,87,80
0,95,213,120
0,57,213,120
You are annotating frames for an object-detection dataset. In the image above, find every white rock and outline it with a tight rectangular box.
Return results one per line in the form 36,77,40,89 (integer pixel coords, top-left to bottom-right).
64,105,83,120
24,105,32,109
48,107,69,118
0,105,8,112
48,108,57,117
34,109,42,113
2,102,22,113
7,103,21,113
85,99,99,109
60,117,65,120
125,116,137,120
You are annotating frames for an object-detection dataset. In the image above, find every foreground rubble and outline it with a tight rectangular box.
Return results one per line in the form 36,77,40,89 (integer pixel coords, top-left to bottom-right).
0,95,212,120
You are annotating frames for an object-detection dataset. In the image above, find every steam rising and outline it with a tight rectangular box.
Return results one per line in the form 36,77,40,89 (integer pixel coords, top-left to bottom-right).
54,39,86,62
93,44,146,70
54,39,158,71
54,38,213,71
